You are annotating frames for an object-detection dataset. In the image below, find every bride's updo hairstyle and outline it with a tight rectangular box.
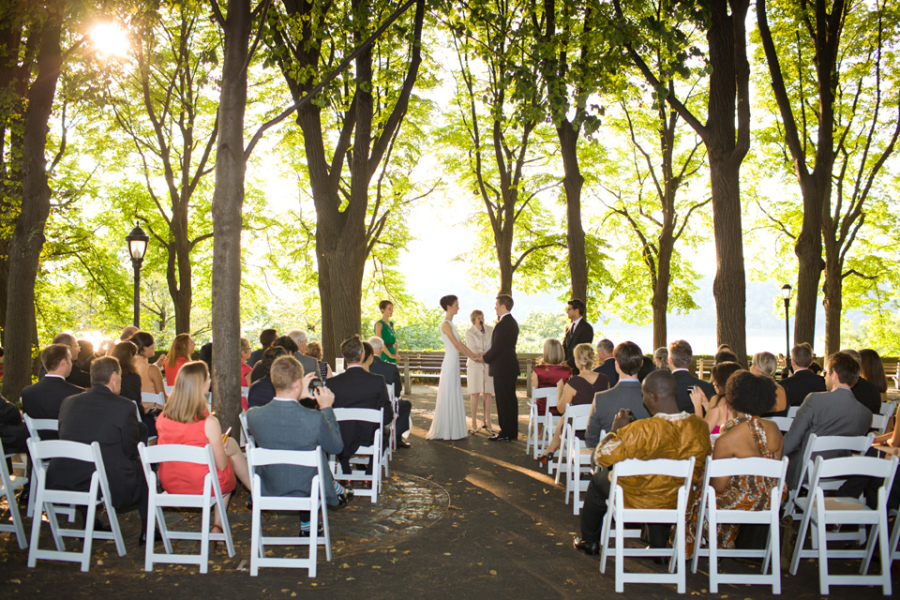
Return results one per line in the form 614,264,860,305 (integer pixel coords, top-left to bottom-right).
440,295,458,310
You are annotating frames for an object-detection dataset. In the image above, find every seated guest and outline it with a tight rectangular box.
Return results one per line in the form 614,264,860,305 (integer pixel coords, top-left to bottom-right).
669,339,715,414
749,351,788,416
782,351,873,490
240,337,253,388
369,336,413,448
74,339,97,373
250,335,298,383
637,355,656,381
248,328,278,368
22,344,85,437
714,349,739,365
156,361,252,536
586,341,650,446
684,370,784,558
47,357,152,542
326,335,393,474
132,331,167,412
779,343,826,413
537,343,609,465
38,333,91,387
287,329,320,379
163,333,194,387
198,341,213,369
1,393,28,469
593,339,619,387
305,341,333,379
120,325,139,341
842,348,882,414
653,347,669,371
247,356,353,534
247,347,287,408
690,361,743,434
573,370,711,555
531,338,572,416
113,340,157,437
859,348,889,404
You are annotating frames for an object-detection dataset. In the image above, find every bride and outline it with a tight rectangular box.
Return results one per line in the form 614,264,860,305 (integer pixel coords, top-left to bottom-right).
427,294,482,441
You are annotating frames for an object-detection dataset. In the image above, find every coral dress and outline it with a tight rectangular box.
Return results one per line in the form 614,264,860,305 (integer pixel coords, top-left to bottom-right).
156,415,236,495
165,356,188,387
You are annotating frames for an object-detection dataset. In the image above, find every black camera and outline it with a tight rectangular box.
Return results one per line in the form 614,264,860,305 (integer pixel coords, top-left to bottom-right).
308,378,325,393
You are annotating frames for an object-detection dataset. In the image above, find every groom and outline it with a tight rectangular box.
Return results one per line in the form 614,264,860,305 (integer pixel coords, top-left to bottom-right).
481,294,520,441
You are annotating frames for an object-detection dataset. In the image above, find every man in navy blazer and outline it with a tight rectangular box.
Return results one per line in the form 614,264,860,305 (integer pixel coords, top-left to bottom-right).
482,294,520,441
326,336,393,473
22,344,85,439
593,339,619,387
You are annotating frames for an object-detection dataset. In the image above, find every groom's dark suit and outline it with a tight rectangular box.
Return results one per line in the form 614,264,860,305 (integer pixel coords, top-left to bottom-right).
482,313,520,439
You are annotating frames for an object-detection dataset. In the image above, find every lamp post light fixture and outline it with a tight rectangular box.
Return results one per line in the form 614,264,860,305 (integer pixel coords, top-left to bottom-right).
781,284,792,360
126,224,149,328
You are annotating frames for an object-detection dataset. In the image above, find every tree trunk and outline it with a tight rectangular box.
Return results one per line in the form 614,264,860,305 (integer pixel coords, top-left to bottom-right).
169,229,193,334
792,176,826,347
2,8,62,402
209,0,249,435
652,234,674,350
821,248,842,356
558,120,587,303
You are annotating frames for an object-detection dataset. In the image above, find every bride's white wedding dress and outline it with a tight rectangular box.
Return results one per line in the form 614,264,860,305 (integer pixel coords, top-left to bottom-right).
426,318,468,440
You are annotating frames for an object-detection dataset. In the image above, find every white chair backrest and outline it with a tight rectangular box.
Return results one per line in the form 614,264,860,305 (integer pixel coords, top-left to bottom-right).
787,406,799,418
28,438,98,464
612,457,695,481
871,413,890,434
240,386,249,398
809,454,898,490
532,386,557,403
23,414,58,439
141,391,164,406
705,456,788,480
797,433,875,489
566,403,593,430
333,407,383,425
248,446,321,469
767,416,793,432
140,442,213,467
880,401,897,417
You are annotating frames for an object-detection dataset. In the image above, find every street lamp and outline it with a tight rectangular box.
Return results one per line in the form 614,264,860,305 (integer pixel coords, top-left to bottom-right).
781,284,792,360
126,224,149,328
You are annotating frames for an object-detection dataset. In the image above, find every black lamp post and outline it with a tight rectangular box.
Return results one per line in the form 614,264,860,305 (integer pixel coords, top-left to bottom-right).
126,224,149,328
781,284,792,360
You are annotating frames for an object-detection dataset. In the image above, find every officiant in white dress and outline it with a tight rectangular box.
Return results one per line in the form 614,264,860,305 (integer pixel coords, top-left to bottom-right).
426,295,482,441
465,310,494,434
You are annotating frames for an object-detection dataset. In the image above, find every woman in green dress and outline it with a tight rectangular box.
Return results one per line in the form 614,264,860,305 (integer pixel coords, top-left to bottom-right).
374,300,398,364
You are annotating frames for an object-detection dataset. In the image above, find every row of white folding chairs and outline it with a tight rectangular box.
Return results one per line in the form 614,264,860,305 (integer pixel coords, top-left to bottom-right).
552,405,599,515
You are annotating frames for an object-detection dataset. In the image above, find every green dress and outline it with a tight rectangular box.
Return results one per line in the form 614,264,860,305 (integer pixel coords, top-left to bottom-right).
376,319,397,364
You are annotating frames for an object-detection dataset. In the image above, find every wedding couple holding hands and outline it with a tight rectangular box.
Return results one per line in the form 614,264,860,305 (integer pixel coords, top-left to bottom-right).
426,294,520,442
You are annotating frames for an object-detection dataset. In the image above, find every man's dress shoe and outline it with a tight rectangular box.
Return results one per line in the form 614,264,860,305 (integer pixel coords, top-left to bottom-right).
573,536,600,555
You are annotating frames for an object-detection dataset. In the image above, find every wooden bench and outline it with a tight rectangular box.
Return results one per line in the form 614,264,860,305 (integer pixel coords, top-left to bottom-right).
398,353,539,396
885,362,899,389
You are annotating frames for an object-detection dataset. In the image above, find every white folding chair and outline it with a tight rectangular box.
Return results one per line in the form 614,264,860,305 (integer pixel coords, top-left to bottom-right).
542,395,564,471
526,387,556,458
690,456,789,593
26,438,127,571
788,406,800,418
22,415,74,522
386,387,398,461
137,442,236,573
247,446,332,577
880,401,897,417
141,391,165,410
767,416,793,432
599,457,696,593
164,384,174,395
871,414,890,435
131,401,157,443
331,408,384,503
790,455,898,595
786,433,875,520
239,411,256,449
552,405,595,514
0,437,28,548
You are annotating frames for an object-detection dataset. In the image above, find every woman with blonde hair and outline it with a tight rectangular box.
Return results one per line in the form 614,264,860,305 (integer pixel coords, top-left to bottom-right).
536,344,608,465
156,361,252,536
531,338,572,418
749,351,787,415
164,333,194,386
465,309,495,434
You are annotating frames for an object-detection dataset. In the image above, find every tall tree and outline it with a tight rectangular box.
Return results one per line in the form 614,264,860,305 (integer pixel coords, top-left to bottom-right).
606,0,752,360
755,0,848,348
265,0,425,361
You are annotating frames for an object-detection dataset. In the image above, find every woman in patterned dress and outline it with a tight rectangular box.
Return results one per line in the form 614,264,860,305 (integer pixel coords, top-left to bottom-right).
684,370,784,558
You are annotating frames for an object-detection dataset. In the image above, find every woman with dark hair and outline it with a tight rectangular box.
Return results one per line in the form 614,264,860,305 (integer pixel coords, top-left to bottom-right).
113,340,158,437
684,370,783,558
305,341,334,380
132,331,167,409
427,294,481,440
75,339,96,372
637,355,656,382
246,346,286,408
859,349,889,403
374,300,399,364
164,333,194,386
690,361,743,434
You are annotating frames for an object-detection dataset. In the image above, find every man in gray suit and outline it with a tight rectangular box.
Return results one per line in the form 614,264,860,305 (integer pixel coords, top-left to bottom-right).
247,356,353,534
783,351,874,490
586,341,651,447
287,329,320,379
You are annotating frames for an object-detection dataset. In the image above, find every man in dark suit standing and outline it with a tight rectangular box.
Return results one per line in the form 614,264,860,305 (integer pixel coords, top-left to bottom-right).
562,299,594,374
37,333,91,388
46,357,151,540
593,339,619,387
22,344,85,439
481,294,520,442
368,336,412,447
668,339,715,414
780,344,827,414
326,336,393,473
248,328,278,368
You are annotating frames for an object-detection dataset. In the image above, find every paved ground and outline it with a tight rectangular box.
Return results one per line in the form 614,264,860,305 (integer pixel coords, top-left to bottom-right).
2,385,897,599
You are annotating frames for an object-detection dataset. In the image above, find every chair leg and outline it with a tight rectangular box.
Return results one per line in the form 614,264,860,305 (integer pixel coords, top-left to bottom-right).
676,515,686,594
199,501,210,574
878,517,893,595
144,499,157,572
768,517,781,594
27,485,44,568
816,516,829,595
708,501,719,593
614,508,625,593
81,490,99,572
790,504,813,575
